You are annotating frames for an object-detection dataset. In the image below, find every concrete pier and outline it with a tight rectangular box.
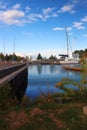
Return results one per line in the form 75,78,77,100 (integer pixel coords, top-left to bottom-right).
0,63,28,98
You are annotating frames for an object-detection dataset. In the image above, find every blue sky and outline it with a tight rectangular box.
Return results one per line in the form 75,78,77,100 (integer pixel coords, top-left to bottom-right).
0,0,87,58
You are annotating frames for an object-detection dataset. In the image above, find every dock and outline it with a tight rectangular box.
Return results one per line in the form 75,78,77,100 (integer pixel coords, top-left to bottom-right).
0,62,28,98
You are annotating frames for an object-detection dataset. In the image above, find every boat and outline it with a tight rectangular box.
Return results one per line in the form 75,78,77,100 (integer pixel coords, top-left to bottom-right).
59,28,79,64
63,66,82,71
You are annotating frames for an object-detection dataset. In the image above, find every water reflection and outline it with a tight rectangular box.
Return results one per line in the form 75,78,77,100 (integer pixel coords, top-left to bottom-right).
37,64,42,74
25,65,81,100
49,65,54,74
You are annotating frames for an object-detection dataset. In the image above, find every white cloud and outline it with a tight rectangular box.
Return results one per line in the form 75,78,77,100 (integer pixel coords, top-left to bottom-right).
27,7,57,22
53,26,72,33
82,34,87,37
27,13,49,22
0,6,57,25
0,2,58,25
51,12,58,17
12,4,21,9
41,7,57,21
53,27,64,31
58,4,75,13
26,6,31,12
59,5,71,13
27,13,38,22
0,9,25,25
58,0,78,14
42,7,54,15
67,27,72,31
73,22,85,29
81,16,87,22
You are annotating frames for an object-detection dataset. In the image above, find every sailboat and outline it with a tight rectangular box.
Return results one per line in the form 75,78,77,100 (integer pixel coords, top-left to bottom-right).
59,28,79,64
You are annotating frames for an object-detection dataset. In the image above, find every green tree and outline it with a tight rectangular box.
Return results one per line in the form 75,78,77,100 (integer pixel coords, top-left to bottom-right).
0,53,4,60
74,48,87,58
49,55,57,60
37,53,43,60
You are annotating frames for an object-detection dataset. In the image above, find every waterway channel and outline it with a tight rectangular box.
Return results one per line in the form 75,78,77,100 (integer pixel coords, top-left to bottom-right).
25,64,81,100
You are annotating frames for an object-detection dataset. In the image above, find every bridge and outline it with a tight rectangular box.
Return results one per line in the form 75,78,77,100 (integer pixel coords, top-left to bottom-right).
0,62,28,98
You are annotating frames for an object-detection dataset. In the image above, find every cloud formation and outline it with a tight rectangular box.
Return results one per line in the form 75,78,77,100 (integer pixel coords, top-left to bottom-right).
53,27,64,31
58,0,77,14
0,3,57,25
53,27,72,32
12,4,21,9
73,22,85,29
81,16,87,22
82,34,87,37
0,9,25,25
58,4,74,13
0,0,85,27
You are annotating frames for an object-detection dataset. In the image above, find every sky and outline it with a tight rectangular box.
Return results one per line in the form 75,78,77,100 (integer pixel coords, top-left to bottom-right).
0,0,87,58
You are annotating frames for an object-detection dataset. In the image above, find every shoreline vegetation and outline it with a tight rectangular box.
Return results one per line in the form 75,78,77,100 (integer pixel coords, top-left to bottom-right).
0,83,87,130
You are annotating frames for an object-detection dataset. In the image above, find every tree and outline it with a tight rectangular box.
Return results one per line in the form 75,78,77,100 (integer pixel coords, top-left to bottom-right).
37,53,43,60
49,55,57,60
84,49,87,53
0,53,4,60
74,49,87,58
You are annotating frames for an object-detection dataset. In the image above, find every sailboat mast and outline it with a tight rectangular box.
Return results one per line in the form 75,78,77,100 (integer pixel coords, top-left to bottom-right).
3,36,5,56
13,36,15,55
65,28,69,58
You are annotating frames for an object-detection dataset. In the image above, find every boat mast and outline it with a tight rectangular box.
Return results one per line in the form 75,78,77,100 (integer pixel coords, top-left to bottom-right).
65,27,69,58
13,36,15,55
3,36,5,56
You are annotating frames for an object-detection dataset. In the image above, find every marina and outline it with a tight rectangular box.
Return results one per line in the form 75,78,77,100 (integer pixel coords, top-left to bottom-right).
25,64,81,100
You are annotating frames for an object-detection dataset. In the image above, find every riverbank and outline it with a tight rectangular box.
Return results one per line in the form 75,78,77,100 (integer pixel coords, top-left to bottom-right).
0,84,87,130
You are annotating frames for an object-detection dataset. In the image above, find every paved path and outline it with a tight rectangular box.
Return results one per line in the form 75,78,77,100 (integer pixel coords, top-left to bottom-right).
0,61,23,70
0,63,28,86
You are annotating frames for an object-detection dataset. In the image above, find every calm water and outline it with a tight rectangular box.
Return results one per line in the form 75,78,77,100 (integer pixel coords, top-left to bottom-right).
25,64,81,100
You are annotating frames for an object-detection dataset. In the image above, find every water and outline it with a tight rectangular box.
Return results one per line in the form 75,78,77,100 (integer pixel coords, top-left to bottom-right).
25,64,81,100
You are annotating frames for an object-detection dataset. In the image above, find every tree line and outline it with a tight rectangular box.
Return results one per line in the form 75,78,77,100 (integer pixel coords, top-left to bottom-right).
37,53,57,60
37,48,87,60
0,48,87,61
0,53,26,62
74,48,87,58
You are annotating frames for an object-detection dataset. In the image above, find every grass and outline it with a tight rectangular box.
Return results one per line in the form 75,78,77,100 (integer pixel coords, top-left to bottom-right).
0,90,87,130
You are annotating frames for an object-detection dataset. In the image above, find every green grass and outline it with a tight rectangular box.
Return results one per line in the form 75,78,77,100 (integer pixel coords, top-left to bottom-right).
1,83,87,130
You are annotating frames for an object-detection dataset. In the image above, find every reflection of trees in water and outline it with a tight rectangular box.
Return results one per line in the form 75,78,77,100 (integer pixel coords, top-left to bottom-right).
49,65,55,74
37,65,42,74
